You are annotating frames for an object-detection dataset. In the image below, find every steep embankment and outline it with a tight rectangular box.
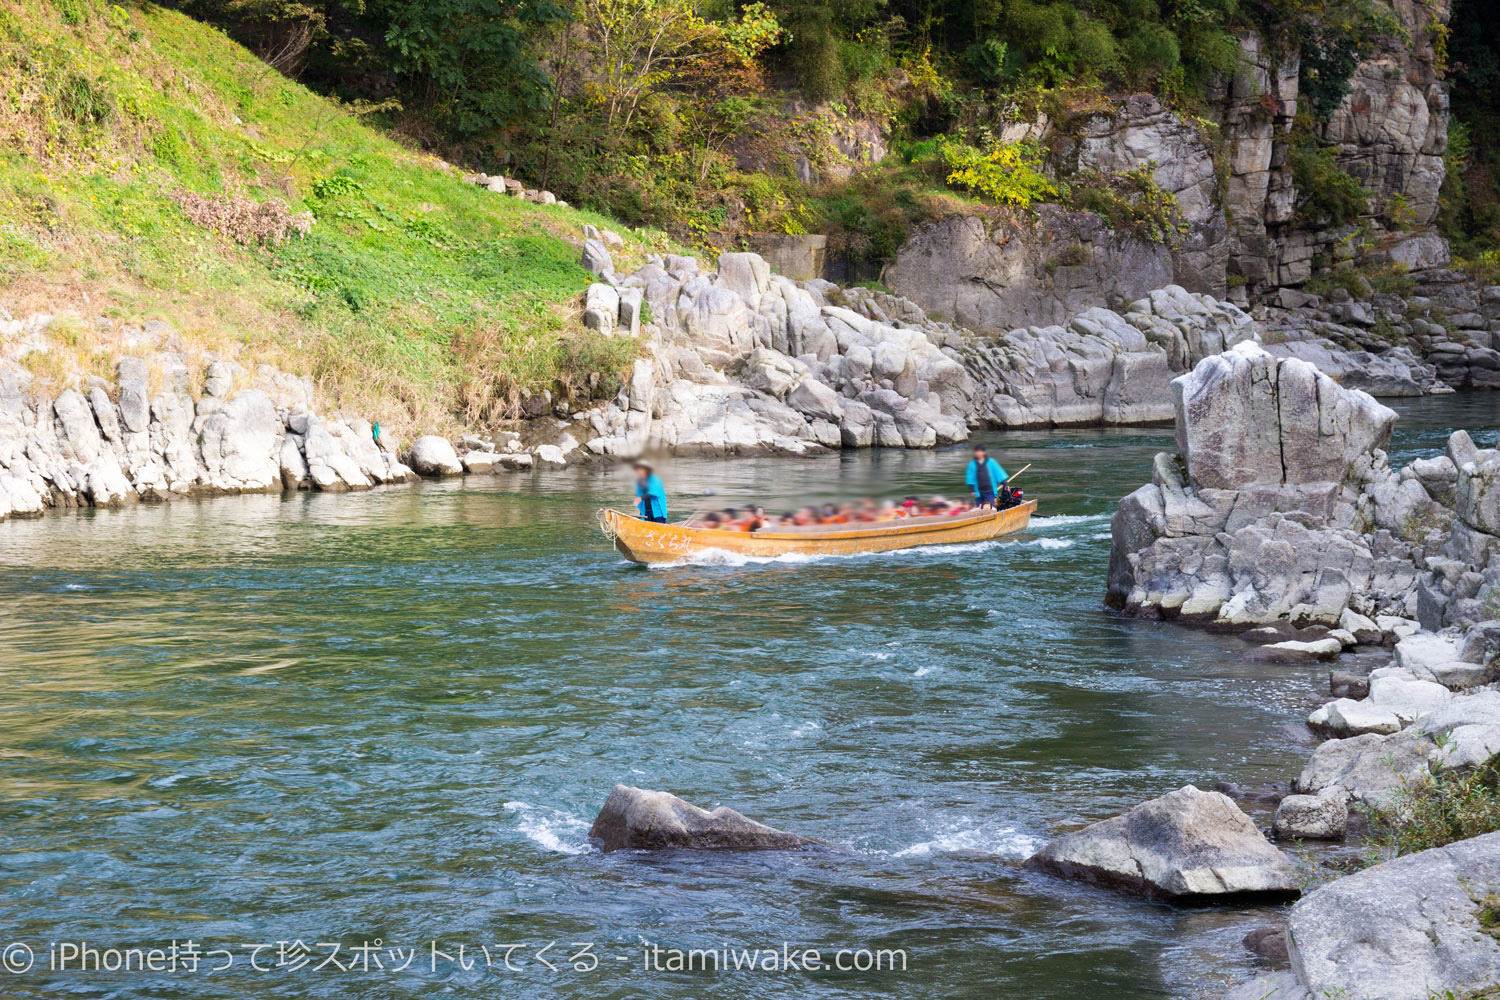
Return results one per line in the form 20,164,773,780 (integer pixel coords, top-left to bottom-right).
0,0,665,433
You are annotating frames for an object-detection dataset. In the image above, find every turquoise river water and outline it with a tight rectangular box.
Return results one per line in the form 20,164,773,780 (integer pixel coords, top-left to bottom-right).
0,395,1495,1000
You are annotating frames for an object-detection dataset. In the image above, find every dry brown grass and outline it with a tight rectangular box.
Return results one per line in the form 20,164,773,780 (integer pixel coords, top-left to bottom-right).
174,190,313,247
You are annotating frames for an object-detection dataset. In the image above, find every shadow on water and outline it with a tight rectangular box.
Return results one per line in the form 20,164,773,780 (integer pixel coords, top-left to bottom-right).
0,397,1489,999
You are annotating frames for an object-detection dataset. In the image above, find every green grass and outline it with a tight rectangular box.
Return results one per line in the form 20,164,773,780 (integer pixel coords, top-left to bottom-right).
0,0,664,431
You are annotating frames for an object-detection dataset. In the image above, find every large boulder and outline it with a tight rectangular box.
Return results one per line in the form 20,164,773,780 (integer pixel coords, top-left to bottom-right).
588,785,814,852
1294,729,1438,811
1286,832,1500,1000
406,435,463,477
1457,452,1500,536
1024,785,1300,900
1172,341,1396,490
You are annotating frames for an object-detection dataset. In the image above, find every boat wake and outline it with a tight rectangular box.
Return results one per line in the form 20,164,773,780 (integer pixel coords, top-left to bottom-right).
1030,513,1111,528
642,538,1017,570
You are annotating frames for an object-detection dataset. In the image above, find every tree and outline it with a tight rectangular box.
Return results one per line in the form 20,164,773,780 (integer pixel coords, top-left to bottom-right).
377,0,563,134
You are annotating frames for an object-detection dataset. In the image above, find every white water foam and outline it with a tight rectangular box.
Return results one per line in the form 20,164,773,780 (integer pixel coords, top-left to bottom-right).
893,822,1042,859
912,665,937,677
503,801,592,855
1024,537,1073,550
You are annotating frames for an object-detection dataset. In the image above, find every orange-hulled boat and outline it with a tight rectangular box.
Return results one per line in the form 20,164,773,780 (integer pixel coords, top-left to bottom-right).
599,501,1037,564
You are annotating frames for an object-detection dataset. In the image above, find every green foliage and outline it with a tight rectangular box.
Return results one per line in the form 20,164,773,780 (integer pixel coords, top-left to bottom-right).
1295,0,1403,122
376,0,562,134
1289,126,1369,226
1304,260,1417,300
0,0,650,430
1064,164,1188,246
1439,0,1500,261
1365,756,1500,862
938,138,1057,206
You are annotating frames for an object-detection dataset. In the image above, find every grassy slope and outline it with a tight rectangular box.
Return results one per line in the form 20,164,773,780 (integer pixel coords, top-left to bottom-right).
0,0,667,432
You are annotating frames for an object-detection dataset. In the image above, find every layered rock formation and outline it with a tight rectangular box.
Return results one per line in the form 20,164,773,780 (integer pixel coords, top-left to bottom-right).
0,311,560,523
958,285,1257,427
887,1,1454,313
1107,340,1500,629
0,348,417,522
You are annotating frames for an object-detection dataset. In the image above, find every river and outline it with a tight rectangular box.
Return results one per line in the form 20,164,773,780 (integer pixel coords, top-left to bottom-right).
0,394,1493,1000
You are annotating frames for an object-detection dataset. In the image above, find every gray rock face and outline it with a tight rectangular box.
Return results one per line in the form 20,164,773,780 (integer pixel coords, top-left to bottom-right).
1457,452,1500,536
885,209,1176,333
0,334,419,522
958,287,1258,428
405,436,463,478
588,785,814,852
1286,832,1500,1000
1024,785,1300,900
1173,342,1396,491
1104,339,1500,632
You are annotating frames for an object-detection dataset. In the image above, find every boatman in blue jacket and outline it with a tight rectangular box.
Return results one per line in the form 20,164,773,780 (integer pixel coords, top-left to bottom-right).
964,444,1008,509
635,461,669,523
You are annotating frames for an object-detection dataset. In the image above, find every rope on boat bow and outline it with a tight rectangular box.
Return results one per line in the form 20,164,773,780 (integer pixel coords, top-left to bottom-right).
596,508,619,542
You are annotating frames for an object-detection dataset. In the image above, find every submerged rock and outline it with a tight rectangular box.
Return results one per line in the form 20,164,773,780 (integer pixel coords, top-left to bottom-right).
588,785,814,852
1024,785,1299,900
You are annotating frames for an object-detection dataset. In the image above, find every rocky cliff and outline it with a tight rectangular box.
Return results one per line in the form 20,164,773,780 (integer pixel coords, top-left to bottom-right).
883,1,1480,357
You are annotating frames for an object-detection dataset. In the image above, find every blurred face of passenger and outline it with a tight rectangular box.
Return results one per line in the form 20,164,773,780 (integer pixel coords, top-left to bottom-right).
634,465,650,484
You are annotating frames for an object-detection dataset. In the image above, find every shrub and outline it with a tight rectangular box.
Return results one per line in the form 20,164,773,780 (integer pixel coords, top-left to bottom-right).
1365,756,1500,862
1290,130,1369,225
1064,164,1187,246
174,190,314,247
939,138,1057,206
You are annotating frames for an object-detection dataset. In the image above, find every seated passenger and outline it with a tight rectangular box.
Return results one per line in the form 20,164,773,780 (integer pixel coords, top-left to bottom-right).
793,507,818,526
856,499,879,521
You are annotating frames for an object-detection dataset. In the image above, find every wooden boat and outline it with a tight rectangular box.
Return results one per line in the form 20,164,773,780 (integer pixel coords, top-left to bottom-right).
599,501,1037,564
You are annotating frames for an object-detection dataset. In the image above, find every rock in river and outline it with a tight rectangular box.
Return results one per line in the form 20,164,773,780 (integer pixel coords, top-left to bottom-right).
1024,785,1300,900
589,785,814,852
406,435,463,477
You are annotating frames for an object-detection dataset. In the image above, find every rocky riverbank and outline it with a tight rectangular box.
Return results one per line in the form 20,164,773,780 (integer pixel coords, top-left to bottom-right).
572,234,1464,454
1091,336,1500,998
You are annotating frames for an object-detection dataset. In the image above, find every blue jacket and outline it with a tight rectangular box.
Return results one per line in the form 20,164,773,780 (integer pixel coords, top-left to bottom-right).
965,457,1008,497
636,474,668,520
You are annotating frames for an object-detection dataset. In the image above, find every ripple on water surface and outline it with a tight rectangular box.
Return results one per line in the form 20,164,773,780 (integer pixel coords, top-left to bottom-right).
0,402,1487,1000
